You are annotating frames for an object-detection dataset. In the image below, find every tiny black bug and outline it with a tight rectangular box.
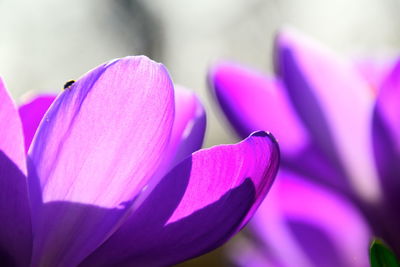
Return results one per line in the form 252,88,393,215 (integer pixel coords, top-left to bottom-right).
63,80,75,90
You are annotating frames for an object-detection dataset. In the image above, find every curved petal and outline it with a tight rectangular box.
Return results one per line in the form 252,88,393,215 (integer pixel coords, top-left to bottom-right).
0,79,26,172
28,56,175,266
151,84,206,179
373,61,400,162
251,171,370,267
136,85,207,217
208,61,308,156
0,78,32,266
18,94,56,152
169,85,206,167
275,28,380,202
208,61,345,193
80,131,280,267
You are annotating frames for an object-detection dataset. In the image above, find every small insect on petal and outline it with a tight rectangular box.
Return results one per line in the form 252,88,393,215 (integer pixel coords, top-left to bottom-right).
63,80,75,90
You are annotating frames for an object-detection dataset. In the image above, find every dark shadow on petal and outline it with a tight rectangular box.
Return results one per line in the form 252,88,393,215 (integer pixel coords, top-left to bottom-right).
0,151,32,267
0,249,16,267
27,155,190,266
122,179,254,267
27,156,43,215
372,110,400,206
80,159,256,267
27,156,129,266
371,109,400,254
30,201,126,266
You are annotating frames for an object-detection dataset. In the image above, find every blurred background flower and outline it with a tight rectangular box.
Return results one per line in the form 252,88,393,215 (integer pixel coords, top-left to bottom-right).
2,0,400,266
208,29,400,266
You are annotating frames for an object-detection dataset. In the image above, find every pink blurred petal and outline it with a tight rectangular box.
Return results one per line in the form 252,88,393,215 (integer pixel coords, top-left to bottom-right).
371,61,400,248
208,61,348,193
354,58,397,94
28,56,175,266
209,61,308,156
80,131,279,266
374,61,400,154
0,78,32,266
252,171,370,267
275,29,380,201
229,237,279,267
18,94,56,152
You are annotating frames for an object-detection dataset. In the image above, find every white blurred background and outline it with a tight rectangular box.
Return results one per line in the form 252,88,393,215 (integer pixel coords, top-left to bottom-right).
1,0,400,148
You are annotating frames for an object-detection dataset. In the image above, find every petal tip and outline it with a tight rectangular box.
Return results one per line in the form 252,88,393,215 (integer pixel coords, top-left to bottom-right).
251,130,269,137
111,55,167,72
275,27,306,47
250,130,279,144
208,60,240,83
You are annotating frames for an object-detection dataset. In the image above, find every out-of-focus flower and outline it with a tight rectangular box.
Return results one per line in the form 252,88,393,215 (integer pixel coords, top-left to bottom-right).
209,29,400,266
0,56,280,267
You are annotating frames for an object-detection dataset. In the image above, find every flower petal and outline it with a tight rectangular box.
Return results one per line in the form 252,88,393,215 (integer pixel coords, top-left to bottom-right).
209,61,308,156
275,28,380,201
28,56,175,266
0,78,32,266
208,61,346,193
229,238,275,267
0,79,26,172
251,171,370,267
373,61,400,166
372,60,400,249
168,85,206,167
80,131,279,266
138,85,207,213
18,94,56,152
354,58,396,94
150,84,206,180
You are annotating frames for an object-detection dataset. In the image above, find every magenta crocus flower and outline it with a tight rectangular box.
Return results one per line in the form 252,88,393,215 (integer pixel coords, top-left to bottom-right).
209,29,400,266
0,56,280,267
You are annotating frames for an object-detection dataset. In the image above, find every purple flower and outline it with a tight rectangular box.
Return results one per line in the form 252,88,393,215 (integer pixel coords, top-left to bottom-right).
0,56,279,266
208,29,399,266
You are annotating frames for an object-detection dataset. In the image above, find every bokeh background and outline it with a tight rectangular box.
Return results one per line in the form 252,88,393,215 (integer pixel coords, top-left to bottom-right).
1,0,400,265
